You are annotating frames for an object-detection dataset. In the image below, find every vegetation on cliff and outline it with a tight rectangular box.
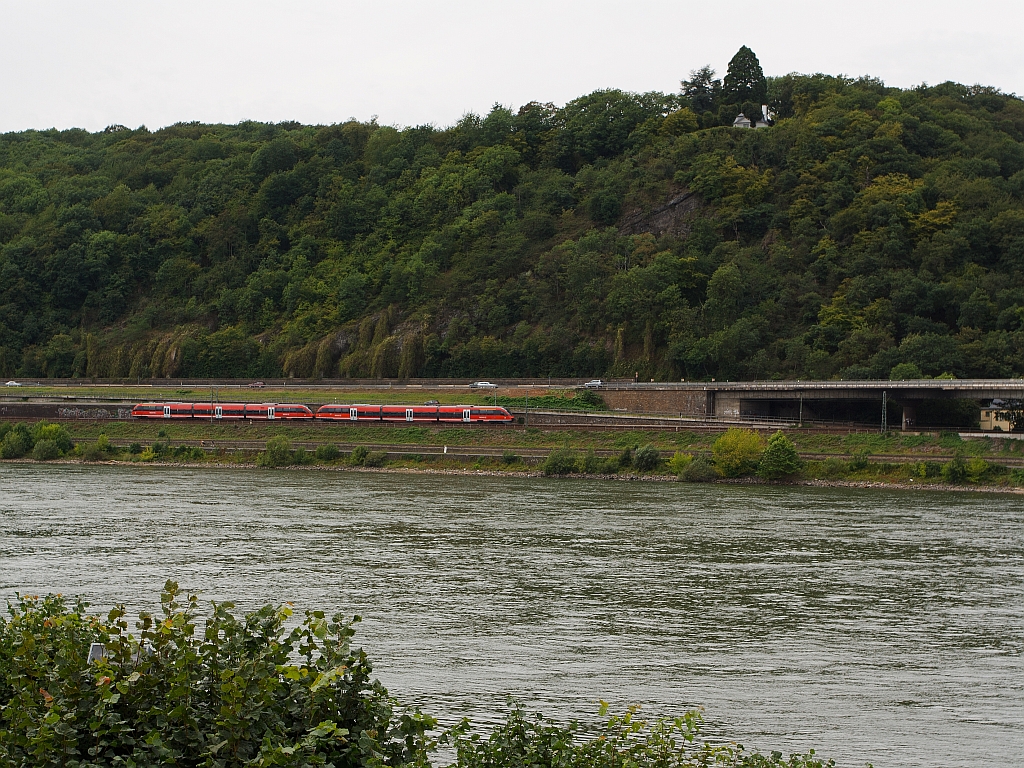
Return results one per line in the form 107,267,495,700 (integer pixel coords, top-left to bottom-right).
3,48,1024,381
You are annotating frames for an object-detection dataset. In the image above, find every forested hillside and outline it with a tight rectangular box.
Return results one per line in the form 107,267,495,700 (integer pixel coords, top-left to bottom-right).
3,48,1024,380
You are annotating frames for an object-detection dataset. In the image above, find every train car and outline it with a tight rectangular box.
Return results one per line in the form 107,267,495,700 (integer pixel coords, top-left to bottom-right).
132,402,312,420
314,404,513,423
192,403,248,420
133,401,507,423
132,402,193,419
243,403,314,420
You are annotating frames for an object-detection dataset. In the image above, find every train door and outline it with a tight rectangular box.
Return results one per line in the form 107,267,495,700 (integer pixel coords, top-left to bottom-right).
267,406,275,420
350,408,358,421
462,408,471,422
215,406,222,419
163,406,171,419
405,408,414,422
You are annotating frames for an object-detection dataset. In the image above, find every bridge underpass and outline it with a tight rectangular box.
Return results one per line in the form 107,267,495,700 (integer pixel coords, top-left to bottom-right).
598,380,1024,430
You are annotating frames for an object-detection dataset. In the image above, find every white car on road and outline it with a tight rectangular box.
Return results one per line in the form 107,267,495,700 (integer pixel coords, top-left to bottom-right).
5,381,22,387
470,381,497,389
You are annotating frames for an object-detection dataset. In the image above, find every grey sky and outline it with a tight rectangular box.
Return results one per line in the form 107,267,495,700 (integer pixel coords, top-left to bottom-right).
2,0,1022,133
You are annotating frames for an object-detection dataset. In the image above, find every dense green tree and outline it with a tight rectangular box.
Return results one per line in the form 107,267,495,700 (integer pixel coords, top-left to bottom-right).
681,65,721,115
722,46,767,108
757,431,802,480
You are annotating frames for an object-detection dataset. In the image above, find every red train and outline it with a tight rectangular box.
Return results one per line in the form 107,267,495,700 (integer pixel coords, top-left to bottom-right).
131,402,514,424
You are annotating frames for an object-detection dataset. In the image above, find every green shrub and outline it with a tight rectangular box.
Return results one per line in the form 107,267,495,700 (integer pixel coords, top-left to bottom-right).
0,422,10,442
0,427,31,459
315,443,341,461
172,445,206,461
667,451,693,475
157,428,167,437
151,440,168,456
542,448,578,475
501,450,520,465
0,586,833,768
581,450,617,474
633,444,662,472
349,445,369,465
848,450,870,471
817,457,848,479
678,455,718,482
938,430,963,448
966,457,989,483
0,584,436,767
573,389,606,409
128,442,143,454
942,453,968,483
80,441,106,462
617,447,633,469
293,447,312,465
711,428,764,477
889,362,923,380
449,703,833,768
31,439,60,461
911,460,943,479
757,431,802,480
33,421,72,454
363,450,387,468
259,435,293,467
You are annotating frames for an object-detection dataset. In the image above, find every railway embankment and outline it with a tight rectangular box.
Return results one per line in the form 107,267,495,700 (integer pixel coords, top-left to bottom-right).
3,409,1024,493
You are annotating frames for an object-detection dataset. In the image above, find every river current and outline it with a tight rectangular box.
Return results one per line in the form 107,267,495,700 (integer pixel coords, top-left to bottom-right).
2,464,1022,767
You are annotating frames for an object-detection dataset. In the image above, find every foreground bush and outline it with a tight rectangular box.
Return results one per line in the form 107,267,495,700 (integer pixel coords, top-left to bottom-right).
451,704,835,768
0,582,435,767
1,587,836,768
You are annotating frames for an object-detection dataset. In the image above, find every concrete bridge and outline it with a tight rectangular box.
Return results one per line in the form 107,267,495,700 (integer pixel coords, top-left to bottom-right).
597,379,1024,429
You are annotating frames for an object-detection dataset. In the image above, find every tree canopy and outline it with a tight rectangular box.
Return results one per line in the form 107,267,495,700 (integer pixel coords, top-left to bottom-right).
3,51,1024,381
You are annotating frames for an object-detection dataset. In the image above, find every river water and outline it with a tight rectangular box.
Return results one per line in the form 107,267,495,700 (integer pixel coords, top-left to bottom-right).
1,464,1022,767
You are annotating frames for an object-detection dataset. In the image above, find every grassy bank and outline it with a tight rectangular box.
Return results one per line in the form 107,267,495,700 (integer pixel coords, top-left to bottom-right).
3,418,1023,492
48,417,1024,458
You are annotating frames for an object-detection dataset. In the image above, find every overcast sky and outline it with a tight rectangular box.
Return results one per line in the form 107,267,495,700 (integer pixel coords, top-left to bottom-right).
2,0,1023,134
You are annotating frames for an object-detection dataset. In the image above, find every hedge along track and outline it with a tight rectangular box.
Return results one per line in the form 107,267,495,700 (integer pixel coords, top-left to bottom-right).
89,438,1024,469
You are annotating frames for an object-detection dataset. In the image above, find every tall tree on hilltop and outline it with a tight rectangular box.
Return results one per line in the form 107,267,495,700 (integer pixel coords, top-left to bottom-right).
723,46,767,106
681,65,721,114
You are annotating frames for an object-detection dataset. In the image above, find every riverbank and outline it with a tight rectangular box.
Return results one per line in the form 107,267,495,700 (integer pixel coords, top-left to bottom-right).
6,454,1024,495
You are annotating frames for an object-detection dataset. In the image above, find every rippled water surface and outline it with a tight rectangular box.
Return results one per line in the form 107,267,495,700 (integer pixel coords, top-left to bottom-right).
2,464,1023,766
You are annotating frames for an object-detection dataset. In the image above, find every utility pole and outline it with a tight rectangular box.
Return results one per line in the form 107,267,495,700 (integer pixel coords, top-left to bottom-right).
881,390,888,433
